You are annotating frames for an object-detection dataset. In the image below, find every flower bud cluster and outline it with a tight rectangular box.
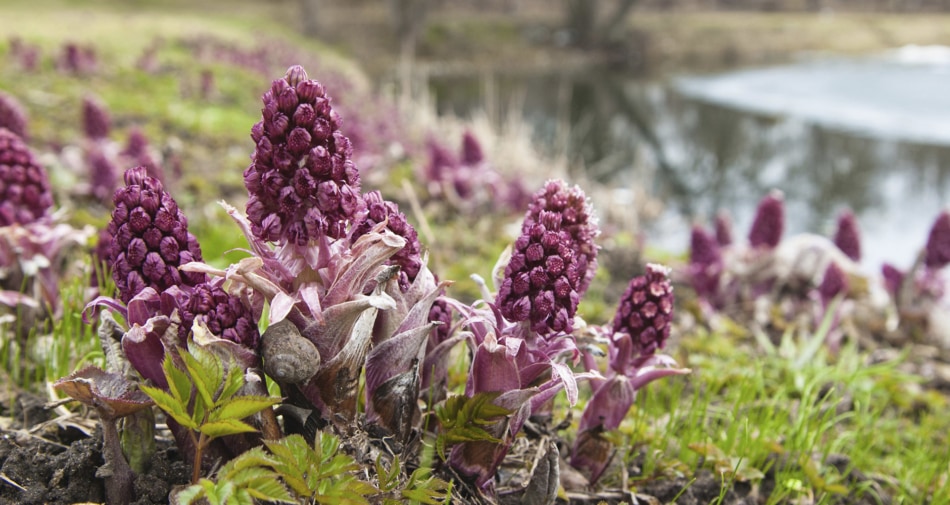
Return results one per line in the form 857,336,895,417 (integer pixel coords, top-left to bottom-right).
0,91,28,140
497,179,599,335
748,189,784,249
108,166,205,303
180,282,260,349
82,95,111,141
350,190,421,290
833,209,861,262
924,210,950,270
244,65,363,244
611,263,674,368
0,128,53,226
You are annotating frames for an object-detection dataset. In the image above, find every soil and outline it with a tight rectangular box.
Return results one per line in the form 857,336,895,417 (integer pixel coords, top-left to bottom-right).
0,392,188,505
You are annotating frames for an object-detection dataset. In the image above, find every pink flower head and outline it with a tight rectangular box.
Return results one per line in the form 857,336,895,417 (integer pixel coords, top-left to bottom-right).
833,209,861,262
749,190,784,249
497,179,600,335
460,130,484,166
714,211,733,246
688,225,722,301
924,210,950,270
818,261,849,306
244,65,363,244
0,128,53,226
82,95,111,141
610,263,674,373
349,190,421,291
108,166,206,303
0,91,29,140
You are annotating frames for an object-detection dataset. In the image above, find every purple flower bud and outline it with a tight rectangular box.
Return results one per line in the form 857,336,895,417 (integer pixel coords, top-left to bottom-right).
818,262,848,306
82,95,111,141
833,209,861,262
350,191,422,291
108,166,206,303
460,130,484,166
749,190,784,249
498,180,599,335
689,225,721,267
881,263,904,298
179,282,261,349
0,91,29,140
87,145,119,201
0,128,53,226
689,226,721,301
611,264,674,371
924,210,950,270
714,211,733,246
245,65,363,243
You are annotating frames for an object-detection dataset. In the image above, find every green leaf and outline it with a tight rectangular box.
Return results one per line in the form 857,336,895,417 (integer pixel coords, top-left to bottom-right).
209,395,281,423
200,479,223,505
375,454,400,492
222,447,280,474
246,481,295,503
216,364,246,406
179,346,218,410
173,483,205,505
165,352,193,406
401,467,450,505
140,385,198,430
199,418,257,438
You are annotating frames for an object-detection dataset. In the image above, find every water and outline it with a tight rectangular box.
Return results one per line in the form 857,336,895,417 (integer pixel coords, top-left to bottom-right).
427,48,950,272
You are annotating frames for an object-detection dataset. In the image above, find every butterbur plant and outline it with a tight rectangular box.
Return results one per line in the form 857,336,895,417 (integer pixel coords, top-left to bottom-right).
441,179,600,493
570,264,690,484
70,62,702,504
86,164,267,477
0,127,91,328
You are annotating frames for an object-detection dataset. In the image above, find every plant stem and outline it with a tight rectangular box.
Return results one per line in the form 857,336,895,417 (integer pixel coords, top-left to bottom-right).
191,432,208,484
101,417,134,505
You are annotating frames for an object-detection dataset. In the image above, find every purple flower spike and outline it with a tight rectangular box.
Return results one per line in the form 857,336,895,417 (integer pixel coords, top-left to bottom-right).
0,91,29,140
497,179,600,335
714,211,733,246
924,210,950,270
350,191,421,291
180,281,261,349
87,145,119,201
881,263,904,298
0,128,53,226
688,225,721,301
82,95,111,141
748,190,784,249
833,209,861,262
461,130,484,166
690,225,721,267
108,166,206,303
818,262,849,306
244,65,363,244
611,263,674,373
